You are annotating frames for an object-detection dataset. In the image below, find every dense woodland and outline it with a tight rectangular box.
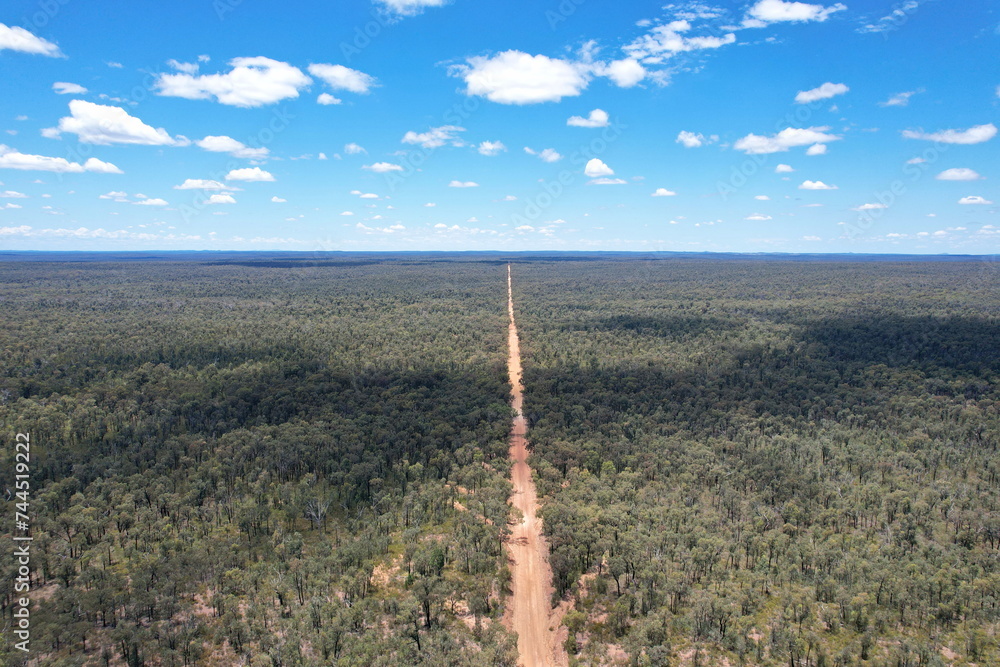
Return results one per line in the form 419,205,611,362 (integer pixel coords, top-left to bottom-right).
514,259,1000,666
0,259,519,666
0,255,997,666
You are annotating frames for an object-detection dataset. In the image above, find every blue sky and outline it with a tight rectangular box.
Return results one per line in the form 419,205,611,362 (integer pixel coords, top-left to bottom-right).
0,0,998,252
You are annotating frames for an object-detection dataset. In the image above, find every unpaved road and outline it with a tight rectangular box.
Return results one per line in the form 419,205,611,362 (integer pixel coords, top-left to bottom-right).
504,265,567,667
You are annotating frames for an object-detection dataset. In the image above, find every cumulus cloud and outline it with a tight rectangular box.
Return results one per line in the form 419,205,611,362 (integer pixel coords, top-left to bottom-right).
799,180,838,190
196,135,269,159
402,125,465,149
225,167,274,182
0,144,122,173
0,190,27,198
134,197,168,206
173,179,231,190
936,168,983,181
676,131,706,148
84,158,124,174
744,0,846,26
852,203,887,211
902,123,997,144
454,50,589,104
363,162,404,172
206,194,237,204
0,23,62,57
794,82,848,104
590,178,627,185
755,195,770,200
776,164,795,173
317,93,341,105
478,140,506,156
652,188,677,196
344,143,367,154
734,126,841,154
594,58,646,87
958,195,993,205
623,19,736,63
524,147,562,162
46,101,185,145
567,109,609,128
745,214,772,220
308,64,376,94
52,82,87,95
448,180,479,188
155,57,311,107
270,196,286,202
584,158,614,178
806,143,827,155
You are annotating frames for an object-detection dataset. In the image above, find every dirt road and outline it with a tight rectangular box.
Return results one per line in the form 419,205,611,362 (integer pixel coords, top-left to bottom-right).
504,265,566,667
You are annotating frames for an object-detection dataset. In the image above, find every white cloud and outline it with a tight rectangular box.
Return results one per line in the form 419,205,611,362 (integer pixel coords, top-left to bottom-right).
590,178,626,185
0,23,62,57
424,202,436,207
584,158,614,178
196,135,269,159
676,131,705,148
99,191,129,201
363,162,404,172
4,203,22,209
623,19,736,63
799,180,838,190
852,203,887,211
47,100,185,145
270,196,287,203
806,143,827,155
958,195,993,205
166,59,199,75
776,163,795,173
345,143,367,154
745,0,846,26
134,197,168,206
905,157,925,164
478,140,507,156
500,195,517,201
84,158,123,174
206,194,237,205
155,57,311,107
318,153,328,160
880,90,919,107
174,179,231,190
455,50,589,104
317,93,341,105
0,190,27,198
566,109,608,128
746,214,772,220
449,180,479,188
307,64,376,94
225,167,274,182
652,188,676,196
0,144,121,173
755,195,770,200
341,211,354,215
374,0,448,16
794,82,849,104
52,82,87,95
803,236,822,241
936,168,983,181
734,126,841,154
524,147,562,162
358,192,379,199
403,125,465,149
595,58,646,87
902,123,997,145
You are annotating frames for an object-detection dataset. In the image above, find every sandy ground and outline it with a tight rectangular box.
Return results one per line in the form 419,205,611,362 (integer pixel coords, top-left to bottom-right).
504,265,568,667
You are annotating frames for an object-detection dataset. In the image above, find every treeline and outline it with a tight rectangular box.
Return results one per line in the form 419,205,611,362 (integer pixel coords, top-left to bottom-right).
515,260,1000,666
0,260,519,666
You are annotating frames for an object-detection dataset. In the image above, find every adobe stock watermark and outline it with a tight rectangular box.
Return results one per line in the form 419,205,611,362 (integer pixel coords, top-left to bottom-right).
381,97,484,194
19,0,71,32
716,98,830,202
339,8,400,62
841,139,951,239
511,119,627,226
10,432,33,654
179,107,295,223
546,0,588,30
